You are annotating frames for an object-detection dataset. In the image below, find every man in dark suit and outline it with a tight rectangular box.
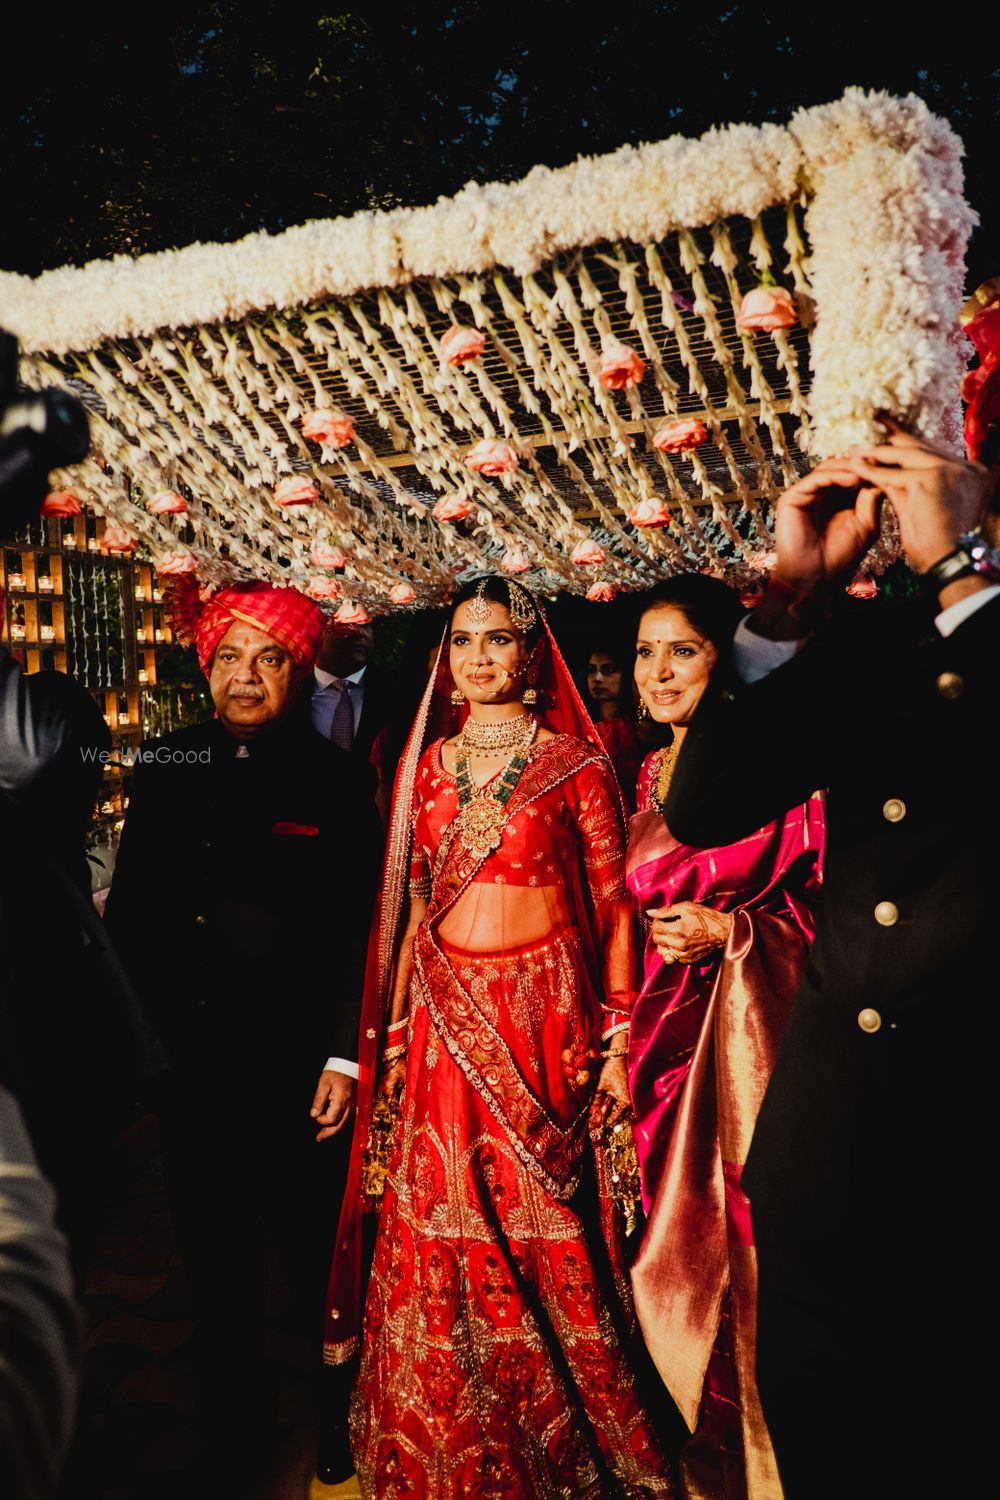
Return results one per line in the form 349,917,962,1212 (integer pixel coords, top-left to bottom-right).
309,621,401,826
665,423,999,1499
104,582,380,1484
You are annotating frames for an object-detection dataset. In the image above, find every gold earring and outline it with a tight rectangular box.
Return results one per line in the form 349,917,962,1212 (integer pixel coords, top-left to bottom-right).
522,658,539,706
450,685,464,705
637,700,649,720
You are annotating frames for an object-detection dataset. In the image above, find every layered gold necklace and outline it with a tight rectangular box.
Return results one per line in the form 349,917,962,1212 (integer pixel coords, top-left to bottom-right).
455,714,537,856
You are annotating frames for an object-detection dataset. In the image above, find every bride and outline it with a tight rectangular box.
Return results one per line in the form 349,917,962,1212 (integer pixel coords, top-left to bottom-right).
324,576,676,1498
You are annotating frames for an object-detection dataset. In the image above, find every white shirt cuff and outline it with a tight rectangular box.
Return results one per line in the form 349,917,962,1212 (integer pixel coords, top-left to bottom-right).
732,616,808,684
324,1057,359,1079
935,584,1000,637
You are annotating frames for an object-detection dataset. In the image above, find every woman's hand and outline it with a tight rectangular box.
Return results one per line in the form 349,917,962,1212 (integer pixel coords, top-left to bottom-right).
647,902,733,965
380,1058,407,1103
590,1053,631,1129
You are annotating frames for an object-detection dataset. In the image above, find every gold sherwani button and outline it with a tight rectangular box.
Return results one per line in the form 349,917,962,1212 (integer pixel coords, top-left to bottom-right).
882,798,906,823
936,671,963,699
874,901,899,927
194,914,207,926
858,1008,882,1034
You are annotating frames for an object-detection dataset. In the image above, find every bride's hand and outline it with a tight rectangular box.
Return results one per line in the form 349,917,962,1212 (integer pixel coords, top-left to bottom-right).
380,1058,407,1102
647,902,733,965
561,1044,600,1091
590,1054,630,1129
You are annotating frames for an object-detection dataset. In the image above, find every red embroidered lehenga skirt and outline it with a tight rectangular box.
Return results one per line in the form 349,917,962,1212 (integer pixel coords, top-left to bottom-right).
350,928,674,1498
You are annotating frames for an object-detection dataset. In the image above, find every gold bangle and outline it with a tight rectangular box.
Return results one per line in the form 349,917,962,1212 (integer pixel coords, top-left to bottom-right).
381,1043,407,1064
600,1047,627,1060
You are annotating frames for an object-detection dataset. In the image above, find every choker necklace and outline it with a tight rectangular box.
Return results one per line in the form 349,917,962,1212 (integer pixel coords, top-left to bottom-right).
459,713,531,756
455,717,537,855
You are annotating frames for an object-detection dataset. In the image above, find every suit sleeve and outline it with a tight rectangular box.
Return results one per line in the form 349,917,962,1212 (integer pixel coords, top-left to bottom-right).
323,759,382,1063
102,754,167,992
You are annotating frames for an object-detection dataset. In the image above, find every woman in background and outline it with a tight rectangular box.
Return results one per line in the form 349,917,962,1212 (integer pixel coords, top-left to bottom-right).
625,575,823,1500
581,635,644,807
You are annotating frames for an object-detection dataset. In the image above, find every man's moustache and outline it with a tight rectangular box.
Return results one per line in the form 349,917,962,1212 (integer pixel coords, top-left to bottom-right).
228,689,266,700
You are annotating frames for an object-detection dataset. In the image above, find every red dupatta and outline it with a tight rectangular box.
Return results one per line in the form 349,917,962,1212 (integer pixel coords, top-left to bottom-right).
323,602,615,1365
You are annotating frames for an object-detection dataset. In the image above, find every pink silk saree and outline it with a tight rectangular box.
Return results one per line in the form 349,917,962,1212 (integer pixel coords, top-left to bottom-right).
627,751,824,1500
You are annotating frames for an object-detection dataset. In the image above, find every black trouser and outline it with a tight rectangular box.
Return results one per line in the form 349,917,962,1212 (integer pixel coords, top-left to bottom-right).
157,1056,352,1455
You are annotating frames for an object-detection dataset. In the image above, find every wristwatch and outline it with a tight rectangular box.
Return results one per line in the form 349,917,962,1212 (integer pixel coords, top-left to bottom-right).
922,529,1000,596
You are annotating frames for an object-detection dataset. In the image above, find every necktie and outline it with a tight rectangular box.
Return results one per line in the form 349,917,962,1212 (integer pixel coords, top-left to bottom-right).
328,679,354,751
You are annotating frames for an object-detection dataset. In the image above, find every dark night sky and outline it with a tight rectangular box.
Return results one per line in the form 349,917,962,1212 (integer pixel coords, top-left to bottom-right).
2,3,996,287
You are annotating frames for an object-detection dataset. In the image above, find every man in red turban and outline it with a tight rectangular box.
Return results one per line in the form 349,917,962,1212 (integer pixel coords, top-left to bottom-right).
105,577,380,1488
193,580,326,679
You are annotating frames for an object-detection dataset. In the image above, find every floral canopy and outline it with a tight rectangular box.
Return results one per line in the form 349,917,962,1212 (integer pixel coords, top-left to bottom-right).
0,89,974,615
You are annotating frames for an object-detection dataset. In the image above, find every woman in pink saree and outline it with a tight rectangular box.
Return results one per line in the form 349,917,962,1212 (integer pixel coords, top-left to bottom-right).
625,576,824,1500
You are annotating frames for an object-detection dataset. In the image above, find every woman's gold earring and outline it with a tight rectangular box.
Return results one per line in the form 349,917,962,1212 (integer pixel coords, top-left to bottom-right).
450,685,464,706
637,699,649,720
522,663,539,707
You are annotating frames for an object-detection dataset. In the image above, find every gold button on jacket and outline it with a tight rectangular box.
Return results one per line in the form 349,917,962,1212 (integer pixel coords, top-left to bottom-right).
858,1008,882,1033
874,901,899,927
936,671,964,699
882,798,906,823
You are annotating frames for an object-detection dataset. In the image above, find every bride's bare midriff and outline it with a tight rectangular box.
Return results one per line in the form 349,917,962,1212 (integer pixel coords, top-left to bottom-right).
436,882,572,952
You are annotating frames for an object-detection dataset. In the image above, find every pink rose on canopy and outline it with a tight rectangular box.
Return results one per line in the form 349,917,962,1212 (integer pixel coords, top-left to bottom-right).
335,599,371,627
465,440,519,476
41,491,82,517
103,526,137,554
570,538,606,566
147,490,188,515
737,286,797,332
155,550,198,575
301,408,356,448
433,494,474,523
311,542,348,570
500,546,531,574
627,497,672,528
388,581,416,606
274,476,318,507
598,342,645,391
653,416,708,453
846,576,878,599
586,581,618,602
307,576,342,601
440,324,486,365
744,548,778,572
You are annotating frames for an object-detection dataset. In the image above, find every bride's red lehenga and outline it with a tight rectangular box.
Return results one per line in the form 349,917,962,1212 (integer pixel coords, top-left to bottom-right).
325,621,675,1500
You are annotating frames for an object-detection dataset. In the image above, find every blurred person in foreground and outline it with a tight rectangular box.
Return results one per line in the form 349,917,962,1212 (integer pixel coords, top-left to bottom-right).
663,284,1000,1500
0,1084,78,1500
104,579,380,1487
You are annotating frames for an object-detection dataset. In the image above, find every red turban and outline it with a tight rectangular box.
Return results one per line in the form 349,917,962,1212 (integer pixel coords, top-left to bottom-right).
194,582,325,676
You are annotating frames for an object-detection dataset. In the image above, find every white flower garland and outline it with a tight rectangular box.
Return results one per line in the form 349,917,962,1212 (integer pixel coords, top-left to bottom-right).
0,89,976,608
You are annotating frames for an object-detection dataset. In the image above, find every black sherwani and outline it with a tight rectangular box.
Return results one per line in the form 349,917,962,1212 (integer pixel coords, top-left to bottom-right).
104,710,380,1448
664,594,1000,1500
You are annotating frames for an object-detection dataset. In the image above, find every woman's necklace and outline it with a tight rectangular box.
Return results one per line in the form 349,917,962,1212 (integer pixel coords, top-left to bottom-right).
459,712,530,757
652,741,681,813
455,715,537,856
